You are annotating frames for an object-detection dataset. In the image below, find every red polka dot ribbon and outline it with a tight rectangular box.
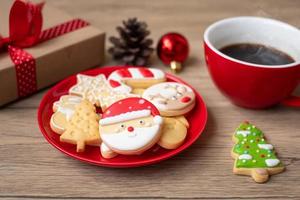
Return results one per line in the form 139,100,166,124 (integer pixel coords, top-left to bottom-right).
1,0,90,98
8,46,37,97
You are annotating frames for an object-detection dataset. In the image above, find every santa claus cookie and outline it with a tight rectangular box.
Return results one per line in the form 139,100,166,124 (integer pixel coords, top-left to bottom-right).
142,82,196,116
50,95,82,134
108,67,166,91
99,97,163,156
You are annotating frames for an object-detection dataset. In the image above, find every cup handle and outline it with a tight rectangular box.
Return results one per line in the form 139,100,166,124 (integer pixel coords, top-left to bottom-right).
281,95,300,107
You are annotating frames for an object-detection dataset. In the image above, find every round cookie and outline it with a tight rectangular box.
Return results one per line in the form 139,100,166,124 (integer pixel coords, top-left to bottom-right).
158,116,188,149
174,116,189,128
108,67,166,90
142,82,196,116
99,97,163,156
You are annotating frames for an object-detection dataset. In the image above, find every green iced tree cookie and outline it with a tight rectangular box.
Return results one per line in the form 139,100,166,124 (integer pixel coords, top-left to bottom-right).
232,121,284,183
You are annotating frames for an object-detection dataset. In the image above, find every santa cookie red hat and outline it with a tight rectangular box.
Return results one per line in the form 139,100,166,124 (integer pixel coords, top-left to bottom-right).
100,97,162,126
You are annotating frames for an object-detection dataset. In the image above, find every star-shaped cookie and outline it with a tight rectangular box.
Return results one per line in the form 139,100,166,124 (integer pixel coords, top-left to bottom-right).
69,74,137,110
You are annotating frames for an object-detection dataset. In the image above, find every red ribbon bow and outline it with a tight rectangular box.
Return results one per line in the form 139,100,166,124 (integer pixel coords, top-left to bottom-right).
0,0,89,97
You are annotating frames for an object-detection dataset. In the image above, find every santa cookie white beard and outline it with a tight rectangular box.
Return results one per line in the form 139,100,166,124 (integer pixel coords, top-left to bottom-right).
101,117,162,154
99,97,163,156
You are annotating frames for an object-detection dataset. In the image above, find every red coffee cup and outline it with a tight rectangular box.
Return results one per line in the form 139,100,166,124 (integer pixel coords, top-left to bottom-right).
204,17,300,109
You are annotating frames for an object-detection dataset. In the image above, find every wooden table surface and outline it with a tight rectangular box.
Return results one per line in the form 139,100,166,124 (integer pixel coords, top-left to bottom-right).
1,0,300,199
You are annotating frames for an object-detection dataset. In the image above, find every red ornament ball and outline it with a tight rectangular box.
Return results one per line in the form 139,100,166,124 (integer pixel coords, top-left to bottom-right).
157,32,189,65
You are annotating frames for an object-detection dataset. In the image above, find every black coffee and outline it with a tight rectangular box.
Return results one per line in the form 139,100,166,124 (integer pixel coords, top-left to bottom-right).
219,43,295,65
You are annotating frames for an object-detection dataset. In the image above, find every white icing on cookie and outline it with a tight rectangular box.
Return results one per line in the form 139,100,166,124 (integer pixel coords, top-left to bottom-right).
112,84,132,94
142,82,195,112
128,68,145,78
57,107,75,121
236,130,251,137
50,115,64,130
258,144,274,150
153,115,163,125
150,69,165,79
107,68,165,94
108,68,165,81
265,159,280,167
69,74,107,105
238,154,252,160
108,71,122,81
50,95,84,133
160,88,177,98
101,142,110,152
67,96,82,103
101,125,160,151
100,110,151,126
139,99,145,104
69,74,135,107
100,142,118,159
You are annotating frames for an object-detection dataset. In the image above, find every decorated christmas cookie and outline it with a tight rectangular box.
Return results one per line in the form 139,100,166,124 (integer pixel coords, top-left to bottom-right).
232,121,284,183
60,100,101,152
69,74,107,106
69,74,136,110
50,95,82,134
100,143,118,159
142,82,196,116
108,67,166,90
158,116,189,149
99,97,163,156
99,89,138,111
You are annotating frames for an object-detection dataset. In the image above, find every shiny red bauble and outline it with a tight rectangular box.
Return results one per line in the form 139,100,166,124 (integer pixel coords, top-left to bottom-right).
157,32,189,72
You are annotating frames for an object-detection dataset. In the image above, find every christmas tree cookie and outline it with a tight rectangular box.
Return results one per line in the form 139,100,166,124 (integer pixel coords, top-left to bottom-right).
60,100,101,152
231,121,284,183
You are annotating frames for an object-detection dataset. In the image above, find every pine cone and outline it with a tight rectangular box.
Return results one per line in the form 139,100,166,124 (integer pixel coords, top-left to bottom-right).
109,18,154,66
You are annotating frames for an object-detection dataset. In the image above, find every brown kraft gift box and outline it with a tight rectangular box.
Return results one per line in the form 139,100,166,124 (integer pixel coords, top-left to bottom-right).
0,1,105,106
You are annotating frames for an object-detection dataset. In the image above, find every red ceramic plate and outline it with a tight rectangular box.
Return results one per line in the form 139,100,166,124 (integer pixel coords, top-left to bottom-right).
38,66,207,168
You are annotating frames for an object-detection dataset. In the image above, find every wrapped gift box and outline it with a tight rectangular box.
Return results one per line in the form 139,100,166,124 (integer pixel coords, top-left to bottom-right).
0,1,105,106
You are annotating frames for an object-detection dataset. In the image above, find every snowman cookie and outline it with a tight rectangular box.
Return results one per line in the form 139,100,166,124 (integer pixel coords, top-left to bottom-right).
143,82,196,116
99,97,163,156
50,95,83,134
108,67,166,91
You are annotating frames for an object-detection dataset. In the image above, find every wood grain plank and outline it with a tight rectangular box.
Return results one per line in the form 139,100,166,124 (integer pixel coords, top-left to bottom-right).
0,108,299,199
